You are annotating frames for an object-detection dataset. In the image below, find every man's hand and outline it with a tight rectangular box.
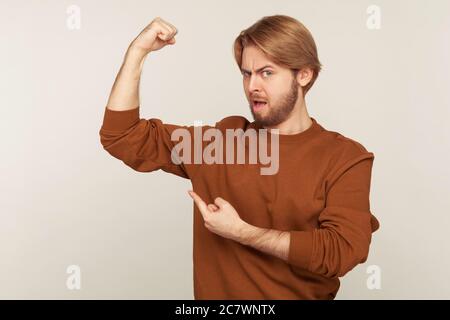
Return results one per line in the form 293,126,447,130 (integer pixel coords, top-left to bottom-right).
188,190,290,262
130,17,178,55
188,190,247,242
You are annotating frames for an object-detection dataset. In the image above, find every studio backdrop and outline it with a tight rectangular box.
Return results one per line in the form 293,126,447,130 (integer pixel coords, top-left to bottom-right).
1,0,449,299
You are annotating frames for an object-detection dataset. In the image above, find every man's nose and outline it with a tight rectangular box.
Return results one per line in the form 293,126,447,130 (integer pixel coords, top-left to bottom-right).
248,74,261,92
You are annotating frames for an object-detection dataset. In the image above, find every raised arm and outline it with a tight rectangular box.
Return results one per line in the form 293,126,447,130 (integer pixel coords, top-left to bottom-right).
107,17,178,111
99,18,196,179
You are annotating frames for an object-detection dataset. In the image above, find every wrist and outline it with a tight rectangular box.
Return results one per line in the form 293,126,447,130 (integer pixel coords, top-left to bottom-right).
235,221,254,245
128,43,148,56
125,45,148,65
120,46,147,77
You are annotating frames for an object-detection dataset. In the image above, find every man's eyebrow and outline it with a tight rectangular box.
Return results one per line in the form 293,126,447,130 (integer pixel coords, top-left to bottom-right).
241,65,275,73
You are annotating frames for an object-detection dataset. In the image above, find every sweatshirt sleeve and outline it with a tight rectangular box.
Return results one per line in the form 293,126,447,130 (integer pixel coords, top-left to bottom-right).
99,106,198,179
287,147,380,278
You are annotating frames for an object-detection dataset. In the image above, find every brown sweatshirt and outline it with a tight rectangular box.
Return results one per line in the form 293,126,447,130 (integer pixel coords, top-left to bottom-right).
99,106,380,299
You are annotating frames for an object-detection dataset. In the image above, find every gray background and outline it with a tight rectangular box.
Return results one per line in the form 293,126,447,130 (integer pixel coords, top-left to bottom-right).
1,0,449,299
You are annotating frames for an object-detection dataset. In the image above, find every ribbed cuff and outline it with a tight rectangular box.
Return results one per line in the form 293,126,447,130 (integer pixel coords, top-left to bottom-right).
101,106,140,131
288,230,314,271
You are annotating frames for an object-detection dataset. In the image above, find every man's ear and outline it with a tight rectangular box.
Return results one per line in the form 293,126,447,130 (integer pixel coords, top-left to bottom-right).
296,67,313,87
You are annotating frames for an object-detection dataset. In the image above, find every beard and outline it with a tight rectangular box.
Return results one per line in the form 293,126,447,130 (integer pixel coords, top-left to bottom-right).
249,76,299,128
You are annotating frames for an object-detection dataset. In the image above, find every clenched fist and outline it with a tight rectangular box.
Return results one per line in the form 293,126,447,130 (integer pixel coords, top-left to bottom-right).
130,17,178,55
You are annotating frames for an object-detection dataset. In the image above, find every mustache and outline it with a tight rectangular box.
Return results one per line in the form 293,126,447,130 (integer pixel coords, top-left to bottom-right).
250,96,268,101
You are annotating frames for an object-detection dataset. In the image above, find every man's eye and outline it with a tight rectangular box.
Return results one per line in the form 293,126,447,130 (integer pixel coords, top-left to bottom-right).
262,70,272,77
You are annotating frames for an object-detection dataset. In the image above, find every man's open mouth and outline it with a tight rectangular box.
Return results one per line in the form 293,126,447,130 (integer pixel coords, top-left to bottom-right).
252,100,268,110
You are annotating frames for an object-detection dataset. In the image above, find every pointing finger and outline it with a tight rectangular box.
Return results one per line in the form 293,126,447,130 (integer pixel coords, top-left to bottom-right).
188,190,209,220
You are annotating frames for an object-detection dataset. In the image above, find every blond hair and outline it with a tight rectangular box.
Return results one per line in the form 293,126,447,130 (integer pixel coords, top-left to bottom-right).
233,15,322,96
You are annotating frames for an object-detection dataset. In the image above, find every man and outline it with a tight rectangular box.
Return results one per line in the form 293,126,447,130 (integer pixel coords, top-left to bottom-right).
99,15,380,299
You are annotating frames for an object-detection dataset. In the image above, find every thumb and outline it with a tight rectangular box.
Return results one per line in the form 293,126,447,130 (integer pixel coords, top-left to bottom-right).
208,204,219,212
214,197,229,209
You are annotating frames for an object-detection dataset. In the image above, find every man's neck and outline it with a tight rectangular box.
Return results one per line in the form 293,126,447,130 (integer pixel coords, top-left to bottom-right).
265,103,312,135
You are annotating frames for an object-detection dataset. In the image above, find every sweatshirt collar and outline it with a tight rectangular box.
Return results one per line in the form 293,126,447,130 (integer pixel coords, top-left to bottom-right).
249,117,323,144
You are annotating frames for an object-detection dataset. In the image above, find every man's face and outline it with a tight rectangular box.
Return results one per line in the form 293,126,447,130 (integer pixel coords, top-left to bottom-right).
241,45,300,128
